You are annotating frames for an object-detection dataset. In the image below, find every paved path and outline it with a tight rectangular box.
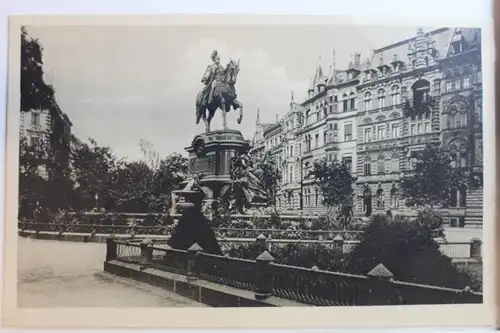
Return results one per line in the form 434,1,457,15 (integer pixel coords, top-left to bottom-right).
18,237,205,308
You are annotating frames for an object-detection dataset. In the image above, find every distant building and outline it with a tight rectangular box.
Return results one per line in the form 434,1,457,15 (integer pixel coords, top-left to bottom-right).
19,100,73,179
250,27,483,228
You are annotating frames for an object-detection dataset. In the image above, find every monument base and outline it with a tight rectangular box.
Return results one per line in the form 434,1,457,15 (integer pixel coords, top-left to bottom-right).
171,130,247,213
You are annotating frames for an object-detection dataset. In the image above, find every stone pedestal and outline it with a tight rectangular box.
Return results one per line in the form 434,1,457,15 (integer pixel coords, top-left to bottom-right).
184,129,249,200
186,130,250,200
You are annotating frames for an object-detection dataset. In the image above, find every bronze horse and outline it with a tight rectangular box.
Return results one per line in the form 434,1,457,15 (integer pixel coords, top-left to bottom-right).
195,59,243,132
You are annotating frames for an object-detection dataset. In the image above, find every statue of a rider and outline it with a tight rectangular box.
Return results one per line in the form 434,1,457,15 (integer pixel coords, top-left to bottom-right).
201,50,226,107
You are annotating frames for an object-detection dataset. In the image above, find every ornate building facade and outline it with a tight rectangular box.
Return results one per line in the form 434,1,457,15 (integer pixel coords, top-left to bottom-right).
250,27,483,228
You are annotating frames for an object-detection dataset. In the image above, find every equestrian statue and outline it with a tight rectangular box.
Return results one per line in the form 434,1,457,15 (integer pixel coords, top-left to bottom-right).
196,50,244,132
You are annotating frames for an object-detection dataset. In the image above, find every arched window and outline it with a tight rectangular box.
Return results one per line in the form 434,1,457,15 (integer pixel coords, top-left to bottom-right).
390,187,399,207
377,89,386,108
391,86,401,106
376,188,384,208
364,92,372,111
363,188,372,217
343,93,349,112
411,79,431,106
363,156,372,176
349,92,356,110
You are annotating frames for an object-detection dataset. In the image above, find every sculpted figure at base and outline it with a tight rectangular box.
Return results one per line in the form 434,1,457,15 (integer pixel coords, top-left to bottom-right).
195,50,244,132
222,150,268,213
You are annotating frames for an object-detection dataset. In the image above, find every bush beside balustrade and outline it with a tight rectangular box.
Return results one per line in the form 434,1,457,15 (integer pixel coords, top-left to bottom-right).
105,237,482,306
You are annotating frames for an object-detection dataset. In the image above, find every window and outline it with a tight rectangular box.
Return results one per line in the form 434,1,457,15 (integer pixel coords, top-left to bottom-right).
391,124,400,138
390,187,399,207
377,160,385,174
363,162,371,176
377,89,386,108
449,186,467,208
364,92,372,111
417,123,423,134
446,80,452,92
343,94,348,112
342,156,352,171
391,154,399,172
377,125,386,141
364,128,372,142
410,124,416,135
391,86,400,105
459,186,467,207
323,130,328,145
463,76,470,89
350,93,356,110
363,188,372,217
450,217,466,228
376,188,384,208
290,145,294,157
412,79,430,106
315,134,319,149
31,112,40,126
29,136,40,146
344,123,352,141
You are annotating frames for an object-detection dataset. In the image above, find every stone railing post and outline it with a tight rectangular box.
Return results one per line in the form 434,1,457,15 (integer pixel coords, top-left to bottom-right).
333,235,344,253
366,263,398,305
255,250,275,300
256,233,267,252
187,243,203,281
470,237,482,260
105,235,117,262
140,238,153,266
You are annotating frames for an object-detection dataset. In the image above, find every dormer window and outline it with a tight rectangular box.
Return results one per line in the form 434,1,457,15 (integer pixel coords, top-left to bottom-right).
450,30,467,55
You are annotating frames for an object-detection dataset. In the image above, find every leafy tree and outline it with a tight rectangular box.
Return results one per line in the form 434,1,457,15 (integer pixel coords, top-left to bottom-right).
308,158,357,225
18,137,49,217
70,137,122,210
400,144,466,208
255,152,282,207
21,27,54,112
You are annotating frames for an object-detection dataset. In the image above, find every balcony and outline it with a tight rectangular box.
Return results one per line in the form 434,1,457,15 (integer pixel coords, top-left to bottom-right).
402,96,438,118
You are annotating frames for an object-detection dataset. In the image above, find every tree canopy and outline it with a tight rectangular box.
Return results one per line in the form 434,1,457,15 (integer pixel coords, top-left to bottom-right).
308,158,357,218
400,144,466,208
21,27,54,112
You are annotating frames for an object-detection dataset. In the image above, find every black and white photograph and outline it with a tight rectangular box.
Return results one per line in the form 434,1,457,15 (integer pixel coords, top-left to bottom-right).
3,13,495,328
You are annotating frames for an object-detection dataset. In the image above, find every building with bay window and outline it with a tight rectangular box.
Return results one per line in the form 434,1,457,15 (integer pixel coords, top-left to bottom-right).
250,27,483,228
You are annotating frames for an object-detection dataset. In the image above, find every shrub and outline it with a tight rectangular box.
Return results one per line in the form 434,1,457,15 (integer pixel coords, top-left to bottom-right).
346,213,479,290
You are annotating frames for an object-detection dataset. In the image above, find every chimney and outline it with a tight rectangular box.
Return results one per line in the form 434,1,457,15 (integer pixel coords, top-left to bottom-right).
354,53,361,68
276,114,279,123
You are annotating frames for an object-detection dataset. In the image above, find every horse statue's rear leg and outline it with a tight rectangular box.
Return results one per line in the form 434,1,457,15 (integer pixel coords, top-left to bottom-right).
233,99,244,124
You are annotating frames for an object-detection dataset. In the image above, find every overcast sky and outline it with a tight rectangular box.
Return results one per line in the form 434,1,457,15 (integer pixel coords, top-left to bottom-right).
27,24,432,161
